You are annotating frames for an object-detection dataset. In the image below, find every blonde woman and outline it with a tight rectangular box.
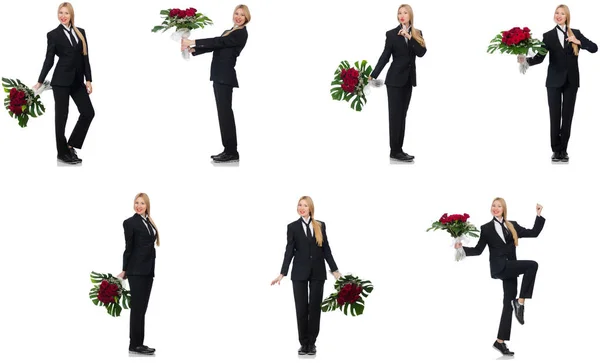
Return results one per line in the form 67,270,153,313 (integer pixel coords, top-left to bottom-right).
34,2,95,165
181,5,251,163
117,193,160,355
454,198,545,356
518,4,597,162
369,4,426,162
271,197,342,356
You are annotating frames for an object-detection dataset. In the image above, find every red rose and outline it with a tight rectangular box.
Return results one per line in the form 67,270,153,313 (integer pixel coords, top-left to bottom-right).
186,8,197,17
178,9,187,18
9,105,23,115
9,88,18,98
523,27,530,33
169,8,180,17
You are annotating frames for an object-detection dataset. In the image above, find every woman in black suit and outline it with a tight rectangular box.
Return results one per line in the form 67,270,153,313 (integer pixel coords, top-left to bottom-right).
518,4,597,162
34,2,95,165
181,4,250,163
271,196,342,356
455,198,545,356
369,4,426,162
117,193,160,355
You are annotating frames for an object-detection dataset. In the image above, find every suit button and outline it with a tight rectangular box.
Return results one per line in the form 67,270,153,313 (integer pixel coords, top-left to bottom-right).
310,256,312,259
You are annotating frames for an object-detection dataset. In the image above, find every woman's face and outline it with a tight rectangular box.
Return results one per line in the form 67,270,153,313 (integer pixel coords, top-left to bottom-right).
58,7,71,26
297,200,310,219
491,200,504,218
398,7,411,25
233,8,246,27
554,7,567,25
134,197,147,215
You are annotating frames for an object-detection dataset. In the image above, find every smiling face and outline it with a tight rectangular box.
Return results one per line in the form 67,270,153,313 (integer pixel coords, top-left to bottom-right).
491,200,504,219
297,199,311,219
233,8,247,27
58,6,71,26
134,197,147,216
398,6,411,25
554,7,567,25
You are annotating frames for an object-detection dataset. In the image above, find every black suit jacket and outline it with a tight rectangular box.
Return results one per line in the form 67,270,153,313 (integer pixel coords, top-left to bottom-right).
280,219,339,281
464,216,545,278
193,27,248,88
38,25,92,86
122,214,156,277
527,28,597,87
371,26,426,87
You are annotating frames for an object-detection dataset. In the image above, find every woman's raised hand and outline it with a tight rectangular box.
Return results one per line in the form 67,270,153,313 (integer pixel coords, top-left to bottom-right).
536,203,543,216
271,274,284,285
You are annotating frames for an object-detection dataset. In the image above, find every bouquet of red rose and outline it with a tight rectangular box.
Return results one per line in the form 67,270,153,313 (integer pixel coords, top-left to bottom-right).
330,60,378,112
487,27,547,74
427,213,480,261
2,78,46,128
151,7,213,60
89,271,131,317
321,274,373,316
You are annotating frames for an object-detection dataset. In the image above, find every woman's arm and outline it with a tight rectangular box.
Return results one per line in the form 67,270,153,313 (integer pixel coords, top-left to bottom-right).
371,33,393,79
409,30,426,57
37,32,56,83
527,33,549,66
462,233,487,256
80,29,92,83
279,225,296,276
122,220,134,272
191,47,213,56
322,222,339,273
575,30,598,53
513,216,545,238
195,28,248,50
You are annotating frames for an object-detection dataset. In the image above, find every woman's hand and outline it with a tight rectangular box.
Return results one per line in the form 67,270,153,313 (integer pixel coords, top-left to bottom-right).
368,76,373,81
271,274,284,285
536,203,543,216
86,81,92,95
33,82,42,91
517,54,526,64
567,35,581,45
332,271,342,280
117,271,126,279
181,38,195,50
398,27,412,40
454,242,463,249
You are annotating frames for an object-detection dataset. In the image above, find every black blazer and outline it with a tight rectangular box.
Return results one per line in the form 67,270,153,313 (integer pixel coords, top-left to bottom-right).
193,27,248,88
38,25,92,86
527,28,597,87
280,218,339,281
122,214,156,277
371,25,426,87
464,216,545,278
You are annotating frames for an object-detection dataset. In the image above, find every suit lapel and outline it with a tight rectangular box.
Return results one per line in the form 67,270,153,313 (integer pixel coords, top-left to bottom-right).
486,220,505,245
134,213,152,237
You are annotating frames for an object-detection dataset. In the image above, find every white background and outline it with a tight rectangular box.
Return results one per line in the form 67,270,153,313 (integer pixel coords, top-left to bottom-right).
0,0,599,362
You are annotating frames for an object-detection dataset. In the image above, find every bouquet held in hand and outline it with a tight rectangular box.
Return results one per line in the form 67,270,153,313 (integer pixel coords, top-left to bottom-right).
487,27,547,74
89,271,131,317
427,213,480,261
151,7,213,60
321,274,373,316
2,78,46,127
330,60,377,112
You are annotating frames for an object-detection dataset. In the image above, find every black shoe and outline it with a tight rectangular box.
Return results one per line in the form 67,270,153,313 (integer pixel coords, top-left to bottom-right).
511,299,525,325
213,152,239,163
68,147,82,163
298,345,308,355
307,345,316,355
57,153,79,165
551,152,561,162
129,346,155,355
142,345,156,353
211,151,225,159
493,341,514,356
390,152,414,162
560,151,569,162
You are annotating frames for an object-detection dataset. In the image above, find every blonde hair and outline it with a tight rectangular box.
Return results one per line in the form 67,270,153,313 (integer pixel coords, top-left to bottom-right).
58,2,88,55
398,4,426,47
492,197,519,246
298,196,323,247
556,5,579,55
134,193,160,246
223,4,251,37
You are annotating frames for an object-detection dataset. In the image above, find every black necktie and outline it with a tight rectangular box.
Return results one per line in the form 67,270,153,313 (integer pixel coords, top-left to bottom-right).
556,26,568,48
494,218,510,241
303,219,312,238
144,218,155,239
66,27,77,47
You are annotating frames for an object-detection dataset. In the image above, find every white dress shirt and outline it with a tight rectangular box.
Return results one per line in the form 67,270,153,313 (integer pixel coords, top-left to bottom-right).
62,25,79,46
301,216,313,237
494,217,508,243
556,24,567,48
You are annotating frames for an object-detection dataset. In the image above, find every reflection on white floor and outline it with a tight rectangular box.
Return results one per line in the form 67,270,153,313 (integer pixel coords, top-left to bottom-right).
211,160,240,167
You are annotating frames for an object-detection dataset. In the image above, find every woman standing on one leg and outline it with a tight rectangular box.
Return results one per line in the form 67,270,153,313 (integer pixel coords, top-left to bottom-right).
369,4,426,162
455,198,545,356
271,196,342,356
181,4,250,163
34,2,95,165
117,193,160,355
518,4,597,162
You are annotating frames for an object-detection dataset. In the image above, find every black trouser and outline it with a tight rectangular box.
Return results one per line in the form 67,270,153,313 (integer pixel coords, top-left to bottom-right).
386,83,413,154
52,80,95,157
292,277,325,347
494,260,538,340
213,82,237,154
547,80,578,153
128,276,154,349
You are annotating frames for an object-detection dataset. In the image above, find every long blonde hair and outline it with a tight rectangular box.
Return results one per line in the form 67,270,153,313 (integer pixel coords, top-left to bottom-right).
398,4,426,47
493,197,519,246
58,2,88,55
223,4,251,37
298,196,324,247
557,4,579,56
135,193,160,246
